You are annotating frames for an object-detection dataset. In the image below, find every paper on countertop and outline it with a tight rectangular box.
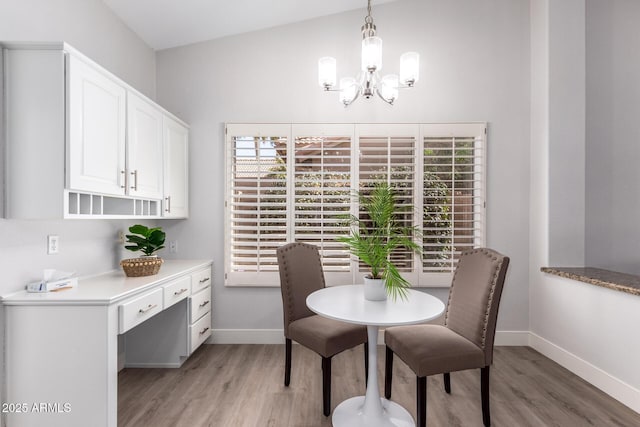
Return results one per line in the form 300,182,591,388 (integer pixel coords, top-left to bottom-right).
26,269,78,293
43,269,75,282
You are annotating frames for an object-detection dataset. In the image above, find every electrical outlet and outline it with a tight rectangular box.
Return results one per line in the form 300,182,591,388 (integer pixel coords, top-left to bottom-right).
118,231,125,244
47,235,59,254
169,240,178,254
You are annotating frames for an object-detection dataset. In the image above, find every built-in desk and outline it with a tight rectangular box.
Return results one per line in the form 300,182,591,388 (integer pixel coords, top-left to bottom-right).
1,259,212,427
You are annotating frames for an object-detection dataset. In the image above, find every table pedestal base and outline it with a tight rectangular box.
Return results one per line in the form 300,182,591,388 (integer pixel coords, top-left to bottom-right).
332,396,415,427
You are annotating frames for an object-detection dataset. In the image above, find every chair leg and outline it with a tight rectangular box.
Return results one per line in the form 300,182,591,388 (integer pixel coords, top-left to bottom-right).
364,343,369,387
417,376,427,427
481,366,491,426
322,356,332,416
284,338,292,386
443,372,451,394
384,346,393,399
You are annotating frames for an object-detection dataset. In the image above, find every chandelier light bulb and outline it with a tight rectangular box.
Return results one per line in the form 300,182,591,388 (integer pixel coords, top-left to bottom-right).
400,52,420,86
380,74,399,103
340,77,358,105
361,36,383,72
318,57,337,89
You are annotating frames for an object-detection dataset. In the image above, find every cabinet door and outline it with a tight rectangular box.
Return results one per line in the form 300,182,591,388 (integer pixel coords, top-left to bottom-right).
127,92,164,199
67,54,126,194
163,116,189,218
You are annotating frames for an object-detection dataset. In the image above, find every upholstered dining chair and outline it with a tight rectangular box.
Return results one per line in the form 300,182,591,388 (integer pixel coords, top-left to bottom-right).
277,242,368,416
384,248,510,427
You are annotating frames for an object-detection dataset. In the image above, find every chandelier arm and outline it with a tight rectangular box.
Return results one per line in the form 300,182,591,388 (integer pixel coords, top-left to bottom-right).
375,87,395,105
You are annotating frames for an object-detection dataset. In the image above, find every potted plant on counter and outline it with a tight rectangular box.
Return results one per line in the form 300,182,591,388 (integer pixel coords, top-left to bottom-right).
338,182,421,301
120,225,166,277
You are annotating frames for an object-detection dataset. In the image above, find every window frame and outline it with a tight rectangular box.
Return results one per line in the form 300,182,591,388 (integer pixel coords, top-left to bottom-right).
224,122,486,288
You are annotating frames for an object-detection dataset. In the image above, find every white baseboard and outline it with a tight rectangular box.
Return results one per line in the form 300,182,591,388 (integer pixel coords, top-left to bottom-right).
529,333,640,414
124,362,183,368
494,330,531,346
210,328,529,346
211,329,285,344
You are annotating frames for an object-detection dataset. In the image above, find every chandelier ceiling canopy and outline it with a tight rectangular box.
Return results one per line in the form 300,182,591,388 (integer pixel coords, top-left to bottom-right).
318,0,419,107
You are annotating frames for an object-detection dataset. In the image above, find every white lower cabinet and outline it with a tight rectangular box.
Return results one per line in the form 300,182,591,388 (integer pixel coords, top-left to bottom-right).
187,268,212,354
1,260,212,427
123,266,212,367
119,288,163,333
163,275,191,309
190,311,212,354
189,286,212,324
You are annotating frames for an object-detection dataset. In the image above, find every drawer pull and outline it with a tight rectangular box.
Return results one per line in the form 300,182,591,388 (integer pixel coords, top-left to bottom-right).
174,288,189,296
199,327,210,336
199,277,210,284
138,303,158,314
199,300,210,308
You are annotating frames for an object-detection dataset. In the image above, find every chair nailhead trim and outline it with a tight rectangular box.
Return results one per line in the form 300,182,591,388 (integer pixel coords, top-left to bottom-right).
444,248,504,349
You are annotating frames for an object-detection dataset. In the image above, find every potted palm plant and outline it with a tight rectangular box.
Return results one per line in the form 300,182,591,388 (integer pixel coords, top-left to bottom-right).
120,224,166,277
338,182,421,300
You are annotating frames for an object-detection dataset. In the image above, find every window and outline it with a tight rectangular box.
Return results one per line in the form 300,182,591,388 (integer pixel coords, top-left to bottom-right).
225,123,486,287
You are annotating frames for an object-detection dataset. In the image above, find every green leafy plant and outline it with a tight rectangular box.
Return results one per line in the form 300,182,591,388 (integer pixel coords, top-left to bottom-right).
338,182,421,300
124,225,166,256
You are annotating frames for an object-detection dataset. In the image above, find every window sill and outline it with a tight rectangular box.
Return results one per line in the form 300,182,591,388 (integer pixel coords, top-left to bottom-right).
541,267,640,297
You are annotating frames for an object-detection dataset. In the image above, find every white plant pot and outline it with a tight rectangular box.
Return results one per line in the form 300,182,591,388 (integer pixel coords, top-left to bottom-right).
364,276,387,301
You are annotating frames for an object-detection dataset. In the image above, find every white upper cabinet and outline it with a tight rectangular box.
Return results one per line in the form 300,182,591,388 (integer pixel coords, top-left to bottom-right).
163,116,189,218
67,54,127,195
2,42,189,219
127,92,164,199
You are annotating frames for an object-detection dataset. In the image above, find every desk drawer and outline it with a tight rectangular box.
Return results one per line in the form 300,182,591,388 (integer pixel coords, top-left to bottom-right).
163,276,191,309
191,268,211,293
189,311,211,353
119,288,163,333
189,286,211,324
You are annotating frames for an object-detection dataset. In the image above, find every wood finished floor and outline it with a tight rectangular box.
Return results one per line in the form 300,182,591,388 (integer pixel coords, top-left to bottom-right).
118,345,640,427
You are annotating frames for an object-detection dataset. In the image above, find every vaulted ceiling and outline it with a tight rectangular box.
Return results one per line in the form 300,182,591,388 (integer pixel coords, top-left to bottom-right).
102,0,400,50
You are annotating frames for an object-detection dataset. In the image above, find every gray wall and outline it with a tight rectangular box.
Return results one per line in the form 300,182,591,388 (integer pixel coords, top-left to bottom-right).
156,0,531,333
585,0,640,274
0,0,157,294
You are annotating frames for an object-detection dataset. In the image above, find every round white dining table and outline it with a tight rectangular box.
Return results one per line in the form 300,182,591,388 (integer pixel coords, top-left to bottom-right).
306,285,445,427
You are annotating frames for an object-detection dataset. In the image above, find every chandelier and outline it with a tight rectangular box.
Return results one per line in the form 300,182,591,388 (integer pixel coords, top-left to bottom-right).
318,0,419,107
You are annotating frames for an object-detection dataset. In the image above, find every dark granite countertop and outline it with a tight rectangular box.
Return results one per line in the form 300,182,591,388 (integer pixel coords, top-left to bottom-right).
541,267,640,296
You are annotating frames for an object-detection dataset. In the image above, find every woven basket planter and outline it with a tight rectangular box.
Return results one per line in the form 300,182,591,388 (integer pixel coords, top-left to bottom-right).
120,257,163,277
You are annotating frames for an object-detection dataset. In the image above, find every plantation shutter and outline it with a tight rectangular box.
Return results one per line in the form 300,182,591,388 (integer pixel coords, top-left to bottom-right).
225,124,290,286
224,123,486,287
291,125,354,284
356,124,419,283
421,123,486,283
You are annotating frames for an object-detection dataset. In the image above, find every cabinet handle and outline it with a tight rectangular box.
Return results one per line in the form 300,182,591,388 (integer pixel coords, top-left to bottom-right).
199,300,210,308
138,303,157,314
120,170,127,189
174,288,188,296
199,277,210,284
199,327,210,336
165,196,171,213
130,170,138,191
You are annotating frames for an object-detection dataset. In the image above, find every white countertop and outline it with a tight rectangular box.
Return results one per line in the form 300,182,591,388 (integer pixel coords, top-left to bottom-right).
1,259,213,306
